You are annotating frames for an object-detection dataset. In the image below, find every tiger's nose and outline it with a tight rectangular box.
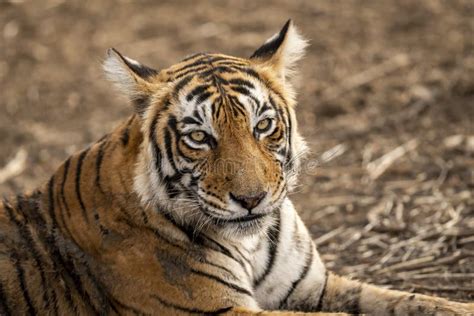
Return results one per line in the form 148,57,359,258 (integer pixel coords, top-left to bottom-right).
229,192,267,211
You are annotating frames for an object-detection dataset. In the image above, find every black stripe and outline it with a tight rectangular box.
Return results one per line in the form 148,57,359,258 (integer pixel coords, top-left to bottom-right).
257,102,271,116
0,278,12,316
282,106,293,171
192,109,203,123
268,126,283,140
49,177,98,313
161,211,194,241
151,294,232,315
95,140,108,194
234,66,287,103
173,58,209,75
55,172,77,242
164,128,179,173
60,253,100,314
167,115,178,133
186,84,210,102
173,75,194,96
60,158,71,217
157,213,239,277
228,96,247,117
133,95,150,115
197,236,251,277
228,78,255,89
204,260,239,279
3,200,51,311
149,111,164,179
10,252,36,316
198,66,236,80
181,52,205,62
191,269,252,296
196,91,213,104
315,270,329,311
173,65,209,80
181,116,202,125
78,258,111,314
111,297,151,316
231,66,261,81
254,211,281,287
279,241,314,308
46,177,76,312
228,244,253,268
230,86,251,96
120,116,134,146
175,137,197,163
75,148,91,223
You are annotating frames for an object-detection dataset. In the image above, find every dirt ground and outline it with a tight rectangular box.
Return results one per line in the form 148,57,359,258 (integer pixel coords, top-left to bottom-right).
1,0,473,302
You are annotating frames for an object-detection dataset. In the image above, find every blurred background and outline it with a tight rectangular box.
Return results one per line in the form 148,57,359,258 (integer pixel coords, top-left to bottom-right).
0,0,473,301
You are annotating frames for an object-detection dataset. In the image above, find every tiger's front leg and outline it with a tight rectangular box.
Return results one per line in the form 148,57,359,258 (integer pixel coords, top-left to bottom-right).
318,273,474,315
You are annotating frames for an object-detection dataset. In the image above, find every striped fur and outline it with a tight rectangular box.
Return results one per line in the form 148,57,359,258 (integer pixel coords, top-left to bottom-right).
1,20,473,315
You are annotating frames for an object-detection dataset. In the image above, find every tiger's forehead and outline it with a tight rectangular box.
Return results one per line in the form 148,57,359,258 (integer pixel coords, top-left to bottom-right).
164,53,251,80
162,53,279,136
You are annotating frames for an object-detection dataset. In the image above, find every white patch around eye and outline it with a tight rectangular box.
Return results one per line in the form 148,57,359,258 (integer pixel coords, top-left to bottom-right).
182,136,209,150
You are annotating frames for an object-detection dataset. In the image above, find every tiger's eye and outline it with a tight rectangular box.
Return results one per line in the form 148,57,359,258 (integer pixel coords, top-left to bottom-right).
256,118,271,131
190,131,206,143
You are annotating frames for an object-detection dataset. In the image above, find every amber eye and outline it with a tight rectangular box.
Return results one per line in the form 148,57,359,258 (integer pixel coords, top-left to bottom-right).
189,131,207,143
256,118,272,133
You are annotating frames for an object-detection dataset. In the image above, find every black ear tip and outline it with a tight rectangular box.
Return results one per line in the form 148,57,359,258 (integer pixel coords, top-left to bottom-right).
281,19,292,35
106,48,122,58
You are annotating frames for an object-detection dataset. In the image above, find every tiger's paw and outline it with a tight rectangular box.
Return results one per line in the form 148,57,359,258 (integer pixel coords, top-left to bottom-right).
386,295,474,316
225,307,352,316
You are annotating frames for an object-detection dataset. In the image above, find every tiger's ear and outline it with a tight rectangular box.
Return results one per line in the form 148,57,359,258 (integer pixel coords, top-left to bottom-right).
250,20,308,84
103,48,158,114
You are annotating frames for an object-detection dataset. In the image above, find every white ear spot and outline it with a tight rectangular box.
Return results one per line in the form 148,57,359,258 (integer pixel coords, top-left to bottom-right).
103,49,140,98
251,21,309,85
278,23,308,80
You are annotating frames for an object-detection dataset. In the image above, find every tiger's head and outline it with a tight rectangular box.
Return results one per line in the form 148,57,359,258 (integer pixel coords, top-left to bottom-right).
104,20,308,237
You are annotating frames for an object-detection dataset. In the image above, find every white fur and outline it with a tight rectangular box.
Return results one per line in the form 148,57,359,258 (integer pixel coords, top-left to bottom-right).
253,198,326,309
277,22,309,82
103,50,143,100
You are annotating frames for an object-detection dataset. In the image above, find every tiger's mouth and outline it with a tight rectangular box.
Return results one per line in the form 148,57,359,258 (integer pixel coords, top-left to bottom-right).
205,212,268,225
201,208,272,235
178,187,285,234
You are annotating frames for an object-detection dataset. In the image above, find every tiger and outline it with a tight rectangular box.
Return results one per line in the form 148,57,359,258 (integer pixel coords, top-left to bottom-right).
0,20,473,316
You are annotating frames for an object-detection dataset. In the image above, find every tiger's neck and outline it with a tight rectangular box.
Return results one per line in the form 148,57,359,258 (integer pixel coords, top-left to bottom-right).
40,114,150,254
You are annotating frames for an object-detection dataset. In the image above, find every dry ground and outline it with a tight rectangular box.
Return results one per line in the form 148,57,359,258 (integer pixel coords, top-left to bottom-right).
1,0,473,302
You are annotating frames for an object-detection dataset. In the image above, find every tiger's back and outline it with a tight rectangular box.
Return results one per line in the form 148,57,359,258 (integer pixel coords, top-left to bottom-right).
0,193,105,315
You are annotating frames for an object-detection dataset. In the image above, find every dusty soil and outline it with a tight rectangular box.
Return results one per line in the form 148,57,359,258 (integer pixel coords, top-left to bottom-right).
1,0,473,302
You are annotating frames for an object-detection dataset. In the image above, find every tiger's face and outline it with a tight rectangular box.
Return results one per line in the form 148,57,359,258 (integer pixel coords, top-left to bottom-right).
105,21,308,236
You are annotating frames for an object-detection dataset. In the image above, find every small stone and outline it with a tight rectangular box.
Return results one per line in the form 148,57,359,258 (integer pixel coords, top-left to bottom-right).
443,135,464,148
3,20,19,39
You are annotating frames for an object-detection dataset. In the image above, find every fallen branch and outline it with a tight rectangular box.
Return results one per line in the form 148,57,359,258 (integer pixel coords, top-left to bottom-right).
321,53,410,102
366,139,419,180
